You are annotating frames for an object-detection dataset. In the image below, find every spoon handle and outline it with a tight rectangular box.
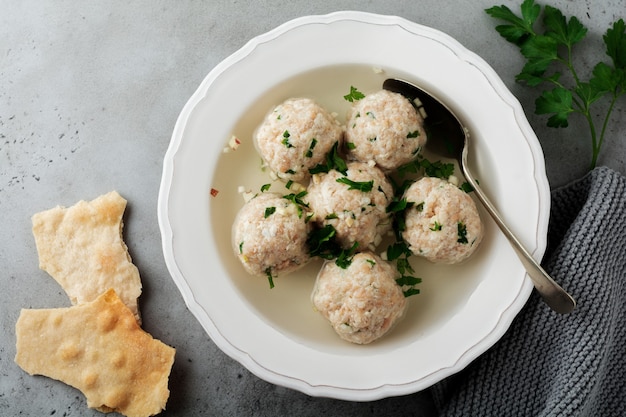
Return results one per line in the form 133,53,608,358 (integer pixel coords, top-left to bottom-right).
460,152,576,314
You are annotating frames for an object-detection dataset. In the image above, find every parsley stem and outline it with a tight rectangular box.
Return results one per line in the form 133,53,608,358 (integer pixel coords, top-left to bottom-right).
594,94,619,168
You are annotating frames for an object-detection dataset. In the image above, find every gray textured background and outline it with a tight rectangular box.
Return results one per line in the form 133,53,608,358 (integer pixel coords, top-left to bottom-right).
2,1,625,416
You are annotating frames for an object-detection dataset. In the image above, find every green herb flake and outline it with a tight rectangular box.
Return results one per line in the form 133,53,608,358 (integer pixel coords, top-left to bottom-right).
460,182,475,193
397,156,455,179
265,267,275,289
283,190,308,218
308,142,348,175
238,241,244,254
457,221,469,244
343,86,365,102
366,259,376,267
430,221,443,231
387,241,422,297
407,130,421,138
281,130,294,148
264,206,276,218
260,183,271,192
346,142,356,150
336,177,374,192
335,242,359,269
305,138,318,158
416,202,425,212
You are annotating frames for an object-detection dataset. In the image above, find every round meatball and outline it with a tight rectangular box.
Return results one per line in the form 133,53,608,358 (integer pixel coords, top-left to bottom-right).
232,192,311,278
345,89,427,171
254,98,343,183
401,177,483,264
312,252,407,344
305,161,393,251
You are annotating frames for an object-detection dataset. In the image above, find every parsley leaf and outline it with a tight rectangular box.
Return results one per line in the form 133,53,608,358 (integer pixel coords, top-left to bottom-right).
457,222,469,244
535,87,574,127
336,177,374,192
265,267,275,289
343,86,365,102
282,191,308,218
264,206,276,218
485,0,539,45
306,224,358,268
386,241,421,297
308,141,348,175
281,130,293,148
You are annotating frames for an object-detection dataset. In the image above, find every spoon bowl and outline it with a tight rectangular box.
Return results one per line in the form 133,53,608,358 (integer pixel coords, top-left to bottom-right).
384,78,576,314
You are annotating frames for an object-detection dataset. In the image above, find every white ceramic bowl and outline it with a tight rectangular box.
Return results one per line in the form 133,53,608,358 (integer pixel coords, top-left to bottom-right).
158,11,548,401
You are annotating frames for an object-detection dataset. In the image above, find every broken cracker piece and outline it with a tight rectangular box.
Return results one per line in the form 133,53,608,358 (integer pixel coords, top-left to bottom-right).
15,289,176,417
32,191,142,322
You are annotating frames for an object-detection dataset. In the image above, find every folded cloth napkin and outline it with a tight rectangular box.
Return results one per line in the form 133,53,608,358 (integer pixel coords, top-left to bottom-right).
430,166,626,417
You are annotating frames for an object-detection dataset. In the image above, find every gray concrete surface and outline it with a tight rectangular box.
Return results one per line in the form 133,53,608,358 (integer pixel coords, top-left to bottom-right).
2,1,624,416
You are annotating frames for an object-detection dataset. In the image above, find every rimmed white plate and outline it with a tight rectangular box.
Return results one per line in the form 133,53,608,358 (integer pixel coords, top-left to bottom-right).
158,11,547,401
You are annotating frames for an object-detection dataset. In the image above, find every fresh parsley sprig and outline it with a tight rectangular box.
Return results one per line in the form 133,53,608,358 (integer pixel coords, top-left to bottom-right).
486,0,626,169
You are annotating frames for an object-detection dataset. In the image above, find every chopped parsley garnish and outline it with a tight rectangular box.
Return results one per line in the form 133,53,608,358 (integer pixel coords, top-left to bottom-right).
264,267,275,289
335,242,359,269
386,198,414,214
260,183,271,192
457,221,469,244
305,138,318,158
407,130,421,138
264,206,276,218
282,191,308,218
385,178,415,241
346,142,356,150
366,259,376,266
238,241,244,254
336,177,374,192
307,224,338,259
460,182,475,193
366,111,375,118
325,213,338,220
386,241,421,297
343,86,365,102
281,130,294,148
416,202,425,212
285,180,294,189
396,275,422,297
430,221,443,231
397,156,455,179
306,224,358,268
308,141,348,175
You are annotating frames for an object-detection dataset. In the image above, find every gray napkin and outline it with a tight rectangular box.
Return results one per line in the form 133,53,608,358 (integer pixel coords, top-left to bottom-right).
430,166,626,416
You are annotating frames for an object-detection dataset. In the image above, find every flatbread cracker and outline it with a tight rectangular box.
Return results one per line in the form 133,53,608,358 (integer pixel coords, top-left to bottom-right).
15,289,176,417
32,191,142,322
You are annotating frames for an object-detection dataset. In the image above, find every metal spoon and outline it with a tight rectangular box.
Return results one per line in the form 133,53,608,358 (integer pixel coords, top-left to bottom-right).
383,78,576,314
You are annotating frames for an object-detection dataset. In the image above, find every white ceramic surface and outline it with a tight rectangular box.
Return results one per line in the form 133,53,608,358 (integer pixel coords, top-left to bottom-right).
158,11,548,401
